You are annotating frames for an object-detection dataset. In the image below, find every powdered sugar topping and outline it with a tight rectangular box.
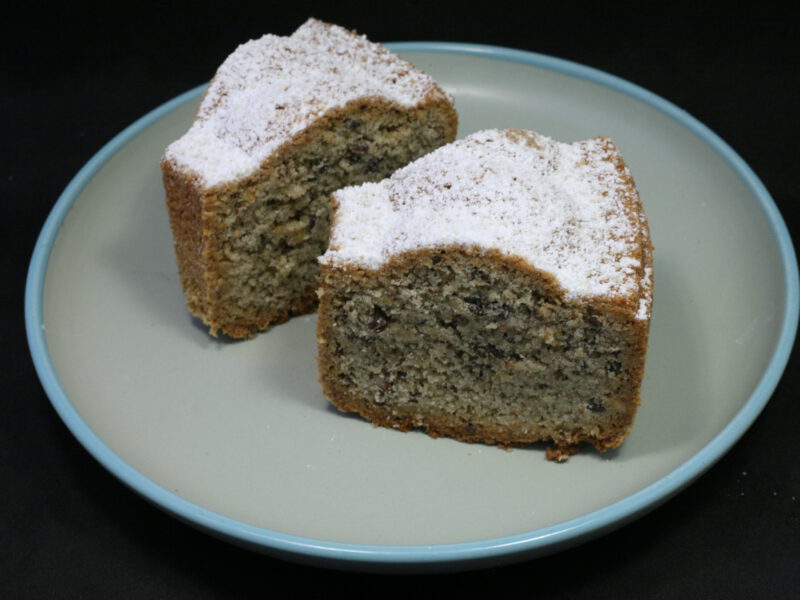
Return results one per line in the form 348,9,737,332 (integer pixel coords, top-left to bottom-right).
164,19,447,187
322,130,651,312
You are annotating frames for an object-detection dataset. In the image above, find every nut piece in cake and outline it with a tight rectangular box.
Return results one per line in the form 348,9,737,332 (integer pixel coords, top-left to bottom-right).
316,129,653,460
161,18,457,338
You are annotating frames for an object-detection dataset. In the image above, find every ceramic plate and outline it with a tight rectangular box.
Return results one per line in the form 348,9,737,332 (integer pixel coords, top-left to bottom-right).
26,43,798,572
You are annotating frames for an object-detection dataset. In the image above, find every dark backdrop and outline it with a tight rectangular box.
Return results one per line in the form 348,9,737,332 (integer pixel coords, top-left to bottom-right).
3,2,798,597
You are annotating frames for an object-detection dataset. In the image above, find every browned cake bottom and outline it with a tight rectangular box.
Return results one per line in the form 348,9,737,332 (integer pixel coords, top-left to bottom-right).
317,246,650,460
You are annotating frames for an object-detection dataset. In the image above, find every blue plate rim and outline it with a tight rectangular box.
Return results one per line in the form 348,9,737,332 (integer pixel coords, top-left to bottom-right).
24,41,799,567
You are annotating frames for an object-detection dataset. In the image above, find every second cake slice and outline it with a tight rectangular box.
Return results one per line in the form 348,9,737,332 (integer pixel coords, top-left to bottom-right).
161,19,457,338
317,129,653,460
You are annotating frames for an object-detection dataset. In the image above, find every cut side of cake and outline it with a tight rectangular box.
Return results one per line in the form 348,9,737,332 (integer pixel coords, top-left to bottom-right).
317,129,653,460
161,18,457,338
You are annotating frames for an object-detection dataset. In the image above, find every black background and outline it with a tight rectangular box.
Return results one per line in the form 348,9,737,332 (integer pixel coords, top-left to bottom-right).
3,2,798,596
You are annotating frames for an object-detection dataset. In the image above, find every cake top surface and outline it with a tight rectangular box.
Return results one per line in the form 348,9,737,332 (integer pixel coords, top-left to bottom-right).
321,129,651,315
163,18,449,188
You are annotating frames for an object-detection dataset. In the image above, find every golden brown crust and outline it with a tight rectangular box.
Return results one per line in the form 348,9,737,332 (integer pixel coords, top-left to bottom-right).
161,160,209,320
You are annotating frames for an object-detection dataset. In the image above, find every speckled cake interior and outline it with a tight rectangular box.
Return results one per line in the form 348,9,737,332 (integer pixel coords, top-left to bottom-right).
161,19,457,338
317,130,653,460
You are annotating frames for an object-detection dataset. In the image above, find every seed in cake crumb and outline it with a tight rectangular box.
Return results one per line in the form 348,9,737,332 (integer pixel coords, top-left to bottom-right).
587,399,606,413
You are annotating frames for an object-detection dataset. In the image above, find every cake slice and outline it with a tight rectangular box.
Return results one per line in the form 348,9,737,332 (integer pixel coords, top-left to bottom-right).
161,19,457,338
317,129,653,460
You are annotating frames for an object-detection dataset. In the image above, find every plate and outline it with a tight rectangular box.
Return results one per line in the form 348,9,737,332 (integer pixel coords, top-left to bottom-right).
25,43,798,572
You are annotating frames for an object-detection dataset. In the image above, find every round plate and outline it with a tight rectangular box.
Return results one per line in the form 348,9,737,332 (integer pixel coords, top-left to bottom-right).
25,43,798,571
